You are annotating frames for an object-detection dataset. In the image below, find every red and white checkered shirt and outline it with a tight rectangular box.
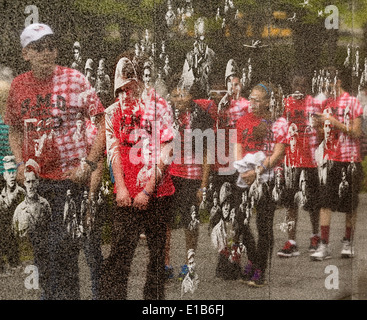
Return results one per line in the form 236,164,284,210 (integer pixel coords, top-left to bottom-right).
322,92,363,162
234,113,288,159
169,110,203,180
105,88,175,198
169,99,216,180
5,66,105,180
283,95,323,168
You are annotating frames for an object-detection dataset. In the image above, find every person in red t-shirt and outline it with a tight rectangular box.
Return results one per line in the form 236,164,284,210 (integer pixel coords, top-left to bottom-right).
5,23,106,300
234,82,288,287
311,67,363,261
99,56,174,300
277,74,322,258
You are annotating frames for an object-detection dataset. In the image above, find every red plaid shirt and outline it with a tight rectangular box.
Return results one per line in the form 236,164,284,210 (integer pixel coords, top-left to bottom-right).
5,66,104,179
169,99,216,180
283,95,323,168
322,92,363,162
105,88,174,198
169,110,203,180
234,113,288,169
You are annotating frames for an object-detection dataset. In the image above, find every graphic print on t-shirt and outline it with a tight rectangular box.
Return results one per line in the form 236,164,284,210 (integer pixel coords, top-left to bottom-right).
5,67,104,179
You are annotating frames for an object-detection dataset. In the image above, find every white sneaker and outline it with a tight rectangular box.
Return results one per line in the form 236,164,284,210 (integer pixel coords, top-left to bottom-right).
310,242,331,261
341,238,354,258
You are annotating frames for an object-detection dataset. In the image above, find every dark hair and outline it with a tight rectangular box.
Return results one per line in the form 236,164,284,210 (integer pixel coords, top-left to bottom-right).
253,82,275,100
189,81,208,100
327,66,356,95
290,71,310,95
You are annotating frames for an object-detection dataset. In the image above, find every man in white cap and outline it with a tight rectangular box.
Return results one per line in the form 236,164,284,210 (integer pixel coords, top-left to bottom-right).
0,155,25,275
5,23,106,299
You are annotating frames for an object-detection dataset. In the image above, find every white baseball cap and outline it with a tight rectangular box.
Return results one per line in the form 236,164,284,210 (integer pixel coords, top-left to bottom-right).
20,23,54,48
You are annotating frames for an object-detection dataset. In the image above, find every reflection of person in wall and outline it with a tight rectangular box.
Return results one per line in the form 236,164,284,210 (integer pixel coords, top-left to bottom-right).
71,41,83,73
79,190,89,234
13,159,51,298
237,190,248,226
0,156,25,274
181,17,215,96
63,189,79,241
188,205,200,234
284,123,300,190
294,169,308,209
272,167,284,204
95,59,111,107
72,113,88,159
315,119,334,186
338,167,349,200
198,189,209,222
208,191,221,234
85,58,95,88
248,166,263,205
212,182,241,280
136,138,153,188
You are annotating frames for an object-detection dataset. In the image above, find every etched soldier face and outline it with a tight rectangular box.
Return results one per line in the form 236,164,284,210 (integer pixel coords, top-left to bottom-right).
76,119,83,131
230,208,236,220
222,201,230,219
73,48,80,61
213,197,218,206
24,171,39,199
276,170,282,186
3,168,16,189
324,119,331,141
341,168,347,180
191,210,196,220
301,180,306,194
143,67,151,89
202,193,206,202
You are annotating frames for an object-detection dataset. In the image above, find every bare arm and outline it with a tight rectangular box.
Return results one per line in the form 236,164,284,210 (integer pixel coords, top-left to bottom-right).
105,112,131,208
65,113,106,184
314,113,362,139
